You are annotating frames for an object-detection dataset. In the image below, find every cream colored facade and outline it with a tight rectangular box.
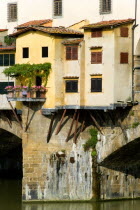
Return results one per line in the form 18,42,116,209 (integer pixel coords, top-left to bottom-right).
13,21,133,110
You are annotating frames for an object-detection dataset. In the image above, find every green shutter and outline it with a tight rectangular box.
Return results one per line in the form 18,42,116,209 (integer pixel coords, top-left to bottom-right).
0,55,3,66
10,54,15,65
4,54,9,66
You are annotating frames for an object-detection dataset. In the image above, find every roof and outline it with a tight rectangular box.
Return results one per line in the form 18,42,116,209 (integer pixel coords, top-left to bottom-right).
0,46,16,51
10,26,83,37
62,38,83,45
15,19,52,29
82,19,135,30
0,29,8,32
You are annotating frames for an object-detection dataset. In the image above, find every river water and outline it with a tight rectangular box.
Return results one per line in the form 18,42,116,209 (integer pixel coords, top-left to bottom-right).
2,178,140,210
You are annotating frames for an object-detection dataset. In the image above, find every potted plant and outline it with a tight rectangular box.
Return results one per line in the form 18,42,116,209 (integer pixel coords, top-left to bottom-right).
5,86,14,97
37,86,47,98
13,86,22,98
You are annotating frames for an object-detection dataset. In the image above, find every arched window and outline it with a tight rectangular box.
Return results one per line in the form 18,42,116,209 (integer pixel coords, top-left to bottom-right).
100,0,111,14
53,0,62,17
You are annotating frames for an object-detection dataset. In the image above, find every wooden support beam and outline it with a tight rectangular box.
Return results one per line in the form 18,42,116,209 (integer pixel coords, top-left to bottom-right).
88,111,103,135
55,109,67,135
47,114,55,143
2,111,12,128
8,101,23,129
66,109,77,142
80,111,87,132
25,102,30,132
73,110,80,144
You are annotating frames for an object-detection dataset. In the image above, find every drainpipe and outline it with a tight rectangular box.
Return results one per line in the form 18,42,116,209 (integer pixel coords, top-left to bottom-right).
132,0,138,102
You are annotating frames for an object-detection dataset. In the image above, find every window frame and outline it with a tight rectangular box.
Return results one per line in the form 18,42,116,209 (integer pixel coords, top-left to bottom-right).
53,0,63,17
120,52,128,64
0,82,14,94
100,0,112,14
91,51,102,64
7,2,18,22
66,45,78,61
0,54,15,66
23,47,29,58
65,80,78,93
42,47,48,58
91,77,102,93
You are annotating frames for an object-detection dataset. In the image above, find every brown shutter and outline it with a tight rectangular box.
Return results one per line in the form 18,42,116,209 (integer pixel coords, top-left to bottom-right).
120,27,128,37
97,52,102,63
91,30,102,38
66,46,72,60
91,52,97,63
72,46,78,60
120,52,128,64
91,31,97,38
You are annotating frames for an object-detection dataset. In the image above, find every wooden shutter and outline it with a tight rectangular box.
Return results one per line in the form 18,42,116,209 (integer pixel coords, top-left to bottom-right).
72,46,78,60
66,80,78,92
66,47,72,60
0,55,3,66
120,27,128,37
101,0,111,13
0,82,14,94
54,0,62,16
91,30,102,38
91,78,102,92
4,54,9,66
120,52,128,64
8,4,17,22
97,52,102,63
91,52,97,63
66,81,71,92
72,81,78,92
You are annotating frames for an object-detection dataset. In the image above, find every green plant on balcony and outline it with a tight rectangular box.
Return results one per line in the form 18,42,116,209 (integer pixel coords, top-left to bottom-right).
3,63,51,87
4,36,15,46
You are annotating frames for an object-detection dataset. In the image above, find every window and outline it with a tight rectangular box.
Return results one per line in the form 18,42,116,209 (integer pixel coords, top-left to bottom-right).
66,46,78,60
91,52,102,64
120,53,128,64
42,47,48,57
91,30,102,38
0,82,14,94
100,0,111,14
54,0,62,16
65,80,78,93
91,77,102,92
23,48,29,58
0,54,15,66
120,27,129,37
8,3,17,22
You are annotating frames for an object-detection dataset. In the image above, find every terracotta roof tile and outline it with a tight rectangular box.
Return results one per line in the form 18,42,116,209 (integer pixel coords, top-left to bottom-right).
82,19,135,29
0,29,8,32
15,19,52,29
62,38,83,45
10,26,83,37
0,46,16,51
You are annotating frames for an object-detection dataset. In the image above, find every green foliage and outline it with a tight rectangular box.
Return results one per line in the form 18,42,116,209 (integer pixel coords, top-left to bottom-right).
83,128,98,152
132,122,139,128
4,36,15,46
91,150,97,157
130,111,134,116
3,63,51,87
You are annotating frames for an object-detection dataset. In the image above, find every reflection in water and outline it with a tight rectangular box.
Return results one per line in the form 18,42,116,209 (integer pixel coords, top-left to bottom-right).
23,200,140,210
1,179,140,210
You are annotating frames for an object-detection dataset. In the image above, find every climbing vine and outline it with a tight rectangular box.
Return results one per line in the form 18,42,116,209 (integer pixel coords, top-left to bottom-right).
83,128,98,157
4,36,15,46
3,63,51,87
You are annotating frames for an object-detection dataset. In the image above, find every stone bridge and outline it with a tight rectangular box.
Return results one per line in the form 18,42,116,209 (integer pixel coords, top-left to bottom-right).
1,104,140,201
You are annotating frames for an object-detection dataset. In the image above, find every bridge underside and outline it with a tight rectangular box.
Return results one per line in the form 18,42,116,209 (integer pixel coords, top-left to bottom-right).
100,138,140,177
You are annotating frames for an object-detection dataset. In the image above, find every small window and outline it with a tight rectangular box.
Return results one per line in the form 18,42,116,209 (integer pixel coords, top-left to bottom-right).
66,46,78,60
120,27,129,37
8,3,17,22
91,78,102,92
54,0,62,16
91,52,102,64
0,82,14,94
65,80,78,93
120,52,128,64
23,48,29,58
100,0,111,14
42,47,48,57
91,30,102,38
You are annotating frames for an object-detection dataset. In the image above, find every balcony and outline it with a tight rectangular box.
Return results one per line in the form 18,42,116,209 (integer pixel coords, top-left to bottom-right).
6,86,47,102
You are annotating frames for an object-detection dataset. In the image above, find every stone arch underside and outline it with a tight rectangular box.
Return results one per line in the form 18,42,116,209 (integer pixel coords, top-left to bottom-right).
100,137,140,178
0,118,22,139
